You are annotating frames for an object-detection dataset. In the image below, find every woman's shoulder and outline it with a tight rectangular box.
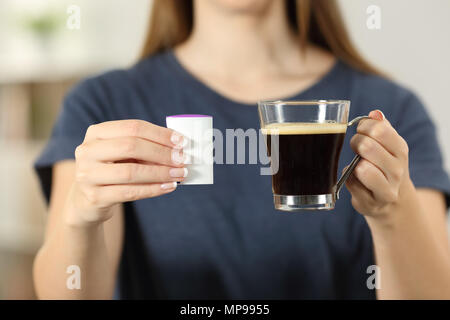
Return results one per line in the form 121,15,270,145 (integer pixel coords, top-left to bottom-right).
339,61,424,122
342,62,415,101
69,51,171,98
63,51,175,120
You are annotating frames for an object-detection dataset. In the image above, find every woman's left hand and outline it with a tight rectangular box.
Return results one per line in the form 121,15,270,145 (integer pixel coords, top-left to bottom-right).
346,110,413,219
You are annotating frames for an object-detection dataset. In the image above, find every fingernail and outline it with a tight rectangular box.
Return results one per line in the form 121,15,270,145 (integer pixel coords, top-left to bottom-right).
169,167,188,178
171,132,187,149
161,182,177,190
370,110,385,121
174,137,188,150
171,149,187,165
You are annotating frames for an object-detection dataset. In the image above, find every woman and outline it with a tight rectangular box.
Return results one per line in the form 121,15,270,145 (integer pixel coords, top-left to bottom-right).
33,0,450,299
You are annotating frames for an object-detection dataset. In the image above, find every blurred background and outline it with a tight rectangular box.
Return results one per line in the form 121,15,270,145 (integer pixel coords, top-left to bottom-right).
0,0,449,299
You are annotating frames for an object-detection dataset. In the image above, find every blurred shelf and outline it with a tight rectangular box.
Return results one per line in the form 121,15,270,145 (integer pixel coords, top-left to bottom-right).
0,53,129,84
0,0,149,84
0,141,47,254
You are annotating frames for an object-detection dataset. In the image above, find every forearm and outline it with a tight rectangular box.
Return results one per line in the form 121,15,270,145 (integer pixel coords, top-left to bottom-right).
33,203,114,299
366,180,450,299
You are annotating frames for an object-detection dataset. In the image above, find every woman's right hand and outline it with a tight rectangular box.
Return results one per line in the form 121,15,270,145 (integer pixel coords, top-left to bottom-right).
67,119,188,227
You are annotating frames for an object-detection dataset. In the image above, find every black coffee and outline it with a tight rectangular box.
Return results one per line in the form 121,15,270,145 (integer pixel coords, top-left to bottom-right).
262,122,346,195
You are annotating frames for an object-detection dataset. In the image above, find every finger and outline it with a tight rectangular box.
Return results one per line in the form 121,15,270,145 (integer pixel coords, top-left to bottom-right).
85,183,178,208
76,137,187,167
350,133,398,181
345,170,376,209
369,109,385,121
78,163,188,185
352,159,397,203
84,119,185,148
356,114,408,159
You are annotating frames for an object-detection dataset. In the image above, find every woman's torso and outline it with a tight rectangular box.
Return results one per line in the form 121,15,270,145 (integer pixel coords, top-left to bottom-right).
93,51,390,299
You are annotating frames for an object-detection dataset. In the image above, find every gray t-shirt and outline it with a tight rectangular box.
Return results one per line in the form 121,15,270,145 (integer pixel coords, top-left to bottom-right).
35,50,450,299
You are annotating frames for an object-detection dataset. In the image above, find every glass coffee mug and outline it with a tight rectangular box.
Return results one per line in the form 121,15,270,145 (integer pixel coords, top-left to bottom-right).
258,100,369,211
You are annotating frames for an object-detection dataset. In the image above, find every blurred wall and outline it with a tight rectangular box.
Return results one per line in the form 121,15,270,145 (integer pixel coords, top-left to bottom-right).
339,0,450,175
0,0,449,299
0,0,151,82
0,0,152,299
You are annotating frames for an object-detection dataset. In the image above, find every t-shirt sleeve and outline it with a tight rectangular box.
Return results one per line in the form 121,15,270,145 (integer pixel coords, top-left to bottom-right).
393,91,450,208
34,78,107,204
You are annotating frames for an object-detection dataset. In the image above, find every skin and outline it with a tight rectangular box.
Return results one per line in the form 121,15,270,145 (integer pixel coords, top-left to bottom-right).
347,110,450,299
34,121,188,299
33,0,450,299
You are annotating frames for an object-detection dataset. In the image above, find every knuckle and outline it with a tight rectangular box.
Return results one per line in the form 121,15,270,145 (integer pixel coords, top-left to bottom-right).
84,187,99,205
74,144,86,159
86,124,97,137
75,168,87,183
356,160,369,178
122,187,139,202
359,139,373,155
385,189,398,203
392,166,404,180
119,137,137,155
401,139,409,156
143,165,157,179
370,124,386,141
123,120,142,137
119,165,135,183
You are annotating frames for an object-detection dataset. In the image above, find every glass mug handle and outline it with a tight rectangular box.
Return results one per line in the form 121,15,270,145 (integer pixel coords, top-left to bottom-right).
335,116,371,200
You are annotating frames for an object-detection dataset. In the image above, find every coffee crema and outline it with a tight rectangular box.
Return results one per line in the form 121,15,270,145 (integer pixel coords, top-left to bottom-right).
262,122,347,196
261,122,347,135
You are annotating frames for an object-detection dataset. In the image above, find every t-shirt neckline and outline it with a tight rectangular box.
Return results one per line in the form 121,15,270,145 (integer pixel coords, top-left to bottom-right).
161,49,343,108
